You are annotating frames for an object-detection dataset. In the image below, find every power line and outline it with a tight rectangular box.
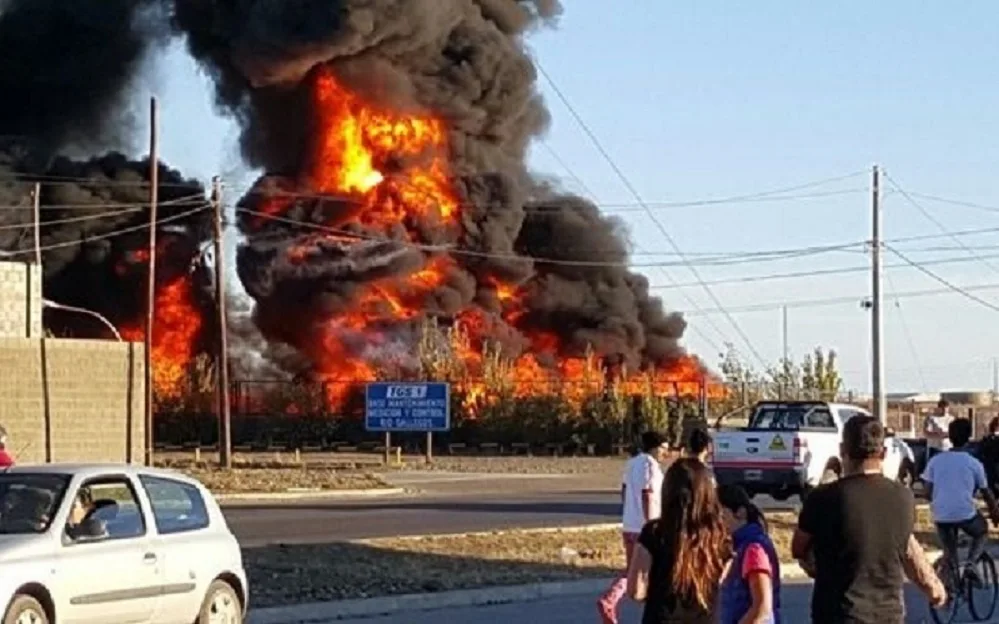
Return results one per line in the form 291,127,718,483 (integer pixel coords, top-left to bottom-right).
883,171,999,275
907,191,999,215
648,252,999,290
535,61,772,368
885,245,999,314
0,204,209,258
884,271,928,392
682,281,999,316
237,207,867,269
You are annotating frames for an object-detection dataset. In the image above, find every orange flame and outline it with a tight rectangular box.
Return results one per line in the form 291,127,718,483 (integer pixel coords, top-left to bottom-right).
120,275,203,399
263,68,721,408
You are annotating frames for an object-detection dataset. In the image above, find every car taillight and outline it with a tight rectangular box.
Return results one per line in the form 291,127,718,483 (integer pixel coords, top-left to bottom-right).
793,437,806,461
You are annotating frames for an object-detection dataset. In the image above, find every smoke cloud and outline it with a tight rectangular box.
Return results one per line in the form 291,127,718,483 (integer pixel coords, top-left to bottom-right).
169,0,688,376
0,0,210,339
0,0,689,383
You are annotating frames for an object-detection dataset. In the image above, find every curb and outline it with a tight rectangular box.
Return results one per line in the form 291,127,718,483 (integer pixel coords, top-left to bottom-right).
354,523,624,544
246,545,956,623
216,487,406,503
247,578,611,624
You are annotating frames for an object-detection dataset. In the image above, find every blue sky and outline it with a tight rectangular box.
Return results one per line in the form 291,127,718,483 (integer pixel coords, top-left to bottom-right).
131,2,999,394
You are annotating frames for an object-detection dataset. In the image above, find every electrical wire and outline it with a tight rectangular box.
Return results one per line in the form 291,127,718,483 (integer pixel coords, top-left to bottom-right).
883,171,999,275
0,193,209,232
906,191,999,215
885,245,999,314
236,207,867,269
682,281,999,316
884,271,928,392
535,61,776,368
648,252,999,290
0,204,210,258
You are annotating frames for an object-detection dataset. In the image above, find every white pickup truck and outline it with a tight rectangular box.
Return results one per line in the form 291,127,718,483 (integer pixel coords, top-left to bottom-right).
712,401,915,501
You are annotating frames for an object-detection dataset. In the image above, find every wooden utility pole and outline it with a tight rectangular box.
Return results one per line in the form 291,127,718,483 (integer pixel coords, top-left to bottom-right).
144,97,159,467
211,176,232,469
32,183,41,266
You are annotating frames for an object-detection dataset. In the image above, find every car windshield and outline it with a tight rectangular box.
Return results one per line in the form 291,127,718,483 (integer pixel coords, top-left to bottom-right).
0,473,70,534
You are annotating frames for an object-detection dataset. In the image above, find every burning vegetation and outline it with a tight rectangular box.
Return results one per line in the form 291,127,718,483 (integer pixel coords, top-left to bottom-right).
0,0,722,430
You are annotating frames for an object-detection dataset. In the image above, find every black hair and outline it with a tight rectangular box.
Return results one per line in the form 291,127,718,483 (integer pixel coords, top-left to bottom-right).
641,431,666,453
948,417,972,447
989,417,999,436
686,428,712,456
842,415,884,461
717,484,767,531
938,399,950,410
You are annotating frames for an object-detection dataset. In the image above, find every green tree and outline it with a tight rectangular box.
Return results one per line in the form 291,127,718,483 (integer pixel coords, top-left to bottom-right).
800,347,843,401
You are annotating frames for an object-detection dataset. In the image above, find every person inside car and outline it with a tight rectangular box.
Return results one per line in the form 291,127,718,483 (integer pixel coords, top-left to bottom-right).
65,487,108,540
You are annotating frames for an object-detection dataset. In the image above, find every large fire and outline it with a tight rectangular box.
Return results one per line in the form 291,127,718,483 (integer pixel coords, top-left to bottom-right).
119,256,204,400
251,68,723,408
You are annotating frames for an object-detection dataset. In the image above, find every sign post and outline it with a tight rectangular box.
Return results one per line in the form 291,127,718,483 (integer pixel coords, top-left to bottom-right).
365,382,450,466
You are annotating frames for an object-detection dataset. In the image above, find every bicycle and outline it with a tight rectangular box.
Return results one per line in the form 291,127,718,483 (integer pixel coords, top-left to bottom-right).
928,548,999,623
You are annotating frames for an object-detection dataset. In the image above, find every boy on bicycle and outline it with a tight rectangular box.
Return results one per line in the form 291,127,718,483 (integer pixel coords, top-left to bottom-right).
922,417,999,582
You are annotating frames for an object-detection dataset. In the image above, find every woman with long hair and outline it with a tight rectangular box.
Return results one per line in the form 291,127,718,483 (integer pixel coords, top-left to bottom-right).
627,457,731,623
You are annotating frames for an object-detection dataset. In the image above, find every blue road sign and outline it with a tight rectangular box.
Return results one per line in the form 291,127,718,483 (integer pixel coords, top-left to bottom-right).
365,382,451,432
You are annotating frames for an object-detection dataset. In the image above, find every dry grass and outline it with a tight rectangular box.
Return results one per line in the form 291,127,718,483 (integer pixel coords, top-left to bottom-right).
158,450,628,476
176,466,390,494
246,508,999,607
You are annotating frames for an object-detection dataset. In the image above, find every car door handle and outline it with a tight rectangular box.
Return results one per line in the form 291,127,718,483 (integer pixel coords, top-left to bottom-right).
143,552,157,564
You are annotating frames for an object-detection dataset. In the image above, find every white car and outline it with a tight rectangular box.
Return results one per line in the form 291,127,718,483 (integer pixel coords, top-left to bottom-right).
0,464,247,624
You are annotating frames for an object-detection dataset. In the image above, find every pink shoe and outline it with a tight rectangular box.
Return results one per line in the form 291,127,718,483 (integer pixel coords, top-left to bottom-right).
597,596,617,624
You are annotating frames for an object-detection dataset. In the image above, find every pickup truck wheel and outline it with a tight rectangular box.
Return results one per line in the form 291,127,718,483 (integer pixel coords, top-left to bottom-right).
196,580,241,624
3,595,49,624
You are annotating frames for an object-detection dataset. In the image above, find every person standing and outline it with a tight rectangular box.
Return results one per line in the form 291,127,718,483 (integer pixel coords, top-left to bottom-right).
923,399,954,461
976,417,999,495
791,415,945,623
685,427,715,483
598,431,668,624
626,458,731,624
717,484,781,624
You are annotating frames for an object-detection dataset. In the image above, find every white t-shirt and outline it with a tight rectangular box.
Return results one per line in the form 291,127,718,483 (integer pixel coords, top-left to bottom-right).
922,448,987,523
621,453,663,533
924,413,954,451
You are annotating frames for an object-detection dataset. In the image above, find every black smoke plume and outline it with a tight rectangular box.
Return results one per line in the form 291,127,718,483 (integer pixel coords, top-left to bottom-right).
170,0,689,375
0,0,211,341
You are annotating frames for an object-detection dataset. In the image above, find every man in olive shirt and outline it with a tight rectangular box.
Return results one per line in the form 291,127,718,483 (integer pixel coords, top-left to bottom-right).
791,415,944,623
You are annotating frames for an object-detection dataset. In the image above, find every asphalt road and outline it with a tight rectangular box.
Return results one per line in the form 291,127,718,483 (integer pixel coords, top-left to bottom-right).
224,471,797,547
329,580,994,624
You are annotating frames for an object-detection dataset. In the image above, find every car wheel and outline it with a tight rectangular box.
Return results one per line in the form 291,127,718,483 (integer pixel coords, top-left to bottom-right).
3,595,48,624
196,579,242,624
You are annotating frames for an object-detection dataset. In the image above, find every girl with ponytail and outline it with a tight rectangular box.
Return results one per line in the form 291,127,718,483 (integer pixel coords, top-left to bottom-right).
626,458,730,623
717,484,781,624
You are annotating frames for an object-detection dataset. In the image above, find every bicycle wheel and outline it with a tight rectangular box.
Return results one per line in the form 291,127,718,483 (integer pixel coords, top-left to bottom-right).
929,557,960,624
968,552,999,621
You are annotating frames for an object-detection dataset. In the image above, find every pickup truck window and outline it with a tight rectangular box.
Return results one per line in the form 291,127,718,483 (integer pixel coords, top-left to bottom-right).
751,404,836,430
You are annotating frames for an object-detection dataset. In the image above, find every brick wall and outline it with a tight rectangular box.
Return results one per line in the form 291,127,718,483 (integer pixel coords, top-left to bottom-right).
0,338,145,464
0,261,42,338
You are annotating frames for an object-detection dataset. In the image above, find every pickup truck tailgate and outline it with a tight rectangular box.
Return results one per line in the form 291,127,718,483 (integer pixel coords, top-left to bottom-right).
712,430,797,467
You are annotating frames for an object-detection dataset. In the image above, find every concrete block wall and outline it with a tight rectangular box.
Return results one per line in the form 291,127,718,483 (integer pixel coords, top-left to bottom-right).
0,261,42,338
0,338,145,464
